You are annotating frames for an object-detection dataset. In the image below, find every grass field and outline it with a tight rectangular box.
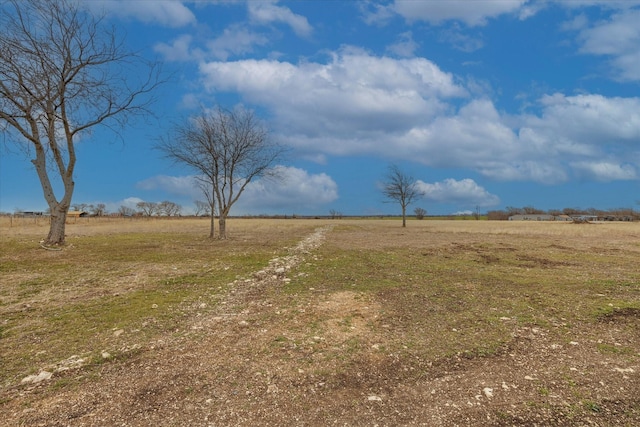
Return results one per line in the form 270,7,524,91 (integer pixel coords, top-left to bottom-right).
1,217,639,425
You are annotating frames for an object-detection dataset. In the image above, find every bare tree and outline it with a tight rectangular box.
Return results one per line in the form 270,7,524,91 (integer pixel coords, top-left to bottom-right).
136,201,158,217
505,206,522,216
158,106,285,239
381,165,424,227
414,207,427,220
0,0,162,245
196,179,217,238
118,205,136,217
90,203,106,216
158,200,181,217
193,200,210,217
473,205,480,220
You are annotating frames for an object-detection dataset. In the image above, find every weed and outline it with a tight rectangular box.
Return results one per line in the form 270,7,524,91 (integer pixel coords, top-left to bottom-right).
583,400,602,413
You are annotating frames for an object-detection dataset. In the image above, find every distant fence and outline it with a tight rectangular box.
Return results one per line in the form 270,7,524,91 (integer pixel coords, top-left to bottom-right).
0,214,194,228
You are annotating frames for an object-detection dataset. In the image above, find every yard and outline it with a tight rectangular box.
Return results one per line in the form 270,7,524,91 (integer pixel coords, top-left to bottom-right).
1,217,639,426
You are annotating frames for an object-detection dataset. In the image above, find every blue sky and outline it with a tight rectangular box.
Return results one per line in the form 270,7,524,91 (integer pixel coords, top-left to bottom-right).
2,0,640,216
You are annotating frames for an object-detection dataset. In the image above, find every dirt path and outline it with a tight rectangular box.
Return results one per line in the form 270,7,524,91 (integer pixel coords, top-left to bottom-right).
3,225,639,426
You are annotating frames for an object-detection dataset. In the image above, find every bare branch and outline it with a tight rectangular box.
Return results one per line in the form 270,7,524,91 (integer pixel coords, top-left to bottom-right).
381,164,424,227
157,106,286,238
0,0,163,245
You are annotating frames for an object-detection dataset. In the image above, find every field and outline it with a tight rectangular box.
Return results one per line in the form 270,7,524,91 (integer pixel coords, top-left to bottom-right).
1,217,639,426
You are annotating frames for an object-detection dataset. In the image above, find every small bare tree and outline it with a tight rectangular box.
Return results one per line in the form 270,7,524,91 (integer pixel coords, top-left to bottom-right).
158,106,285,239
193,200,210,217
0,0,162,245
118,206,136,217
136,201,158,217
381,165,424,227
196,179,217,238
414,207,427,220
158,201,181,217
91,203,107,216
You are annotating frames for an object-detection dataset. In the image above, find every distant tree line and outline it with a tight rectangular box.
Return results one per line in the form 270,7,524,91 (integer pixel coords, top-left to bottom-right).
62,201,184,217
487,206,639,221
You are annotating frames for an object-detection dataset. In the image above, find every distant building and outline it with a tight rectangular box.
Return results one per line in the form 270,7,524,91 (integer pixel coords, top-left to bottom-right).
19,211,46,217
509,214,556,221
508,214,574,221
66,210,88,218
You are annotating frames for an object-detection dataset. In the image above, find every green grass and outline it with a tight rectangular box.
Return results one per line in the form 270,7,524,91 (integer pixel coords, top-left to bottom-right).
286,223,640,363
0,226,309,386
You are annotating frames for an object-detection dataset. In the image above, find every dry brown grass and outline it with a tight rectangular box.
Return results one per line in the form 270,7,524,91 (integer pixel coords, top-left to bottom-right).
1,218,639,426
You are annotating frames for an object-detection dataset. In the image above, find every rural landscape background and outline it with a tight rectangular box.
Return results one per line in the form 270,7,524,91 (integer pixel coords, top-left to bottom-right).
1,0,639,424
1,216,638,425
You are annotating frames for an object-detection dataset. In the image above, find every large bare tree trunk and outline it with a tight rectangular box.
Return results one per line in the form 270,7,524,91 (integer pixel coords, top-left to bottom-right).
218,216,227,240
47,206,67,245
32,144,73,245
209,214,215,239
402,205,407,227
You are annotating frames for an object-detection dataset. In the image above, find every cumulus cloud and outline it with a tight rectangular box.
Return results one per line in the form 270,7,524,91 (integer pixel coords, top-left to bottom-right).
87,0,196,27
574,9,640,81
570,161,637,181
529,93,640,143
247,1,313,37
392,0,529,26
154,34,199,62
199,48,467,142
206,25,270,60
133,168,337,215
386,32,420,57
155,27,270,62
198,48,640,185
438,24,484,52
236,166,338,214
416,178,500,207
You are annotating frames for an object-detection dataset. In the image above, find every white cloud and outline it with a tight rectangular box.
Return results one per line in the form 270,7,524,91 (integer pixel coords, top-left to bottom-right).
247,1,313,37
206,25,270,60
556,0,640,9
524,93,640,148
560,14,589,32
438,25,484,52
199,49,640,185
154,35,198,62
416,178,500,207
104,197,144,214
236,166,338,214
199,48,467,141
392,0,529,26
154,26,270,62
87,1,196,28
478,161,568,184
571,8,640,81
570,161,637,181
133,168,337,215
386,32,420,57
360,2,396,26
